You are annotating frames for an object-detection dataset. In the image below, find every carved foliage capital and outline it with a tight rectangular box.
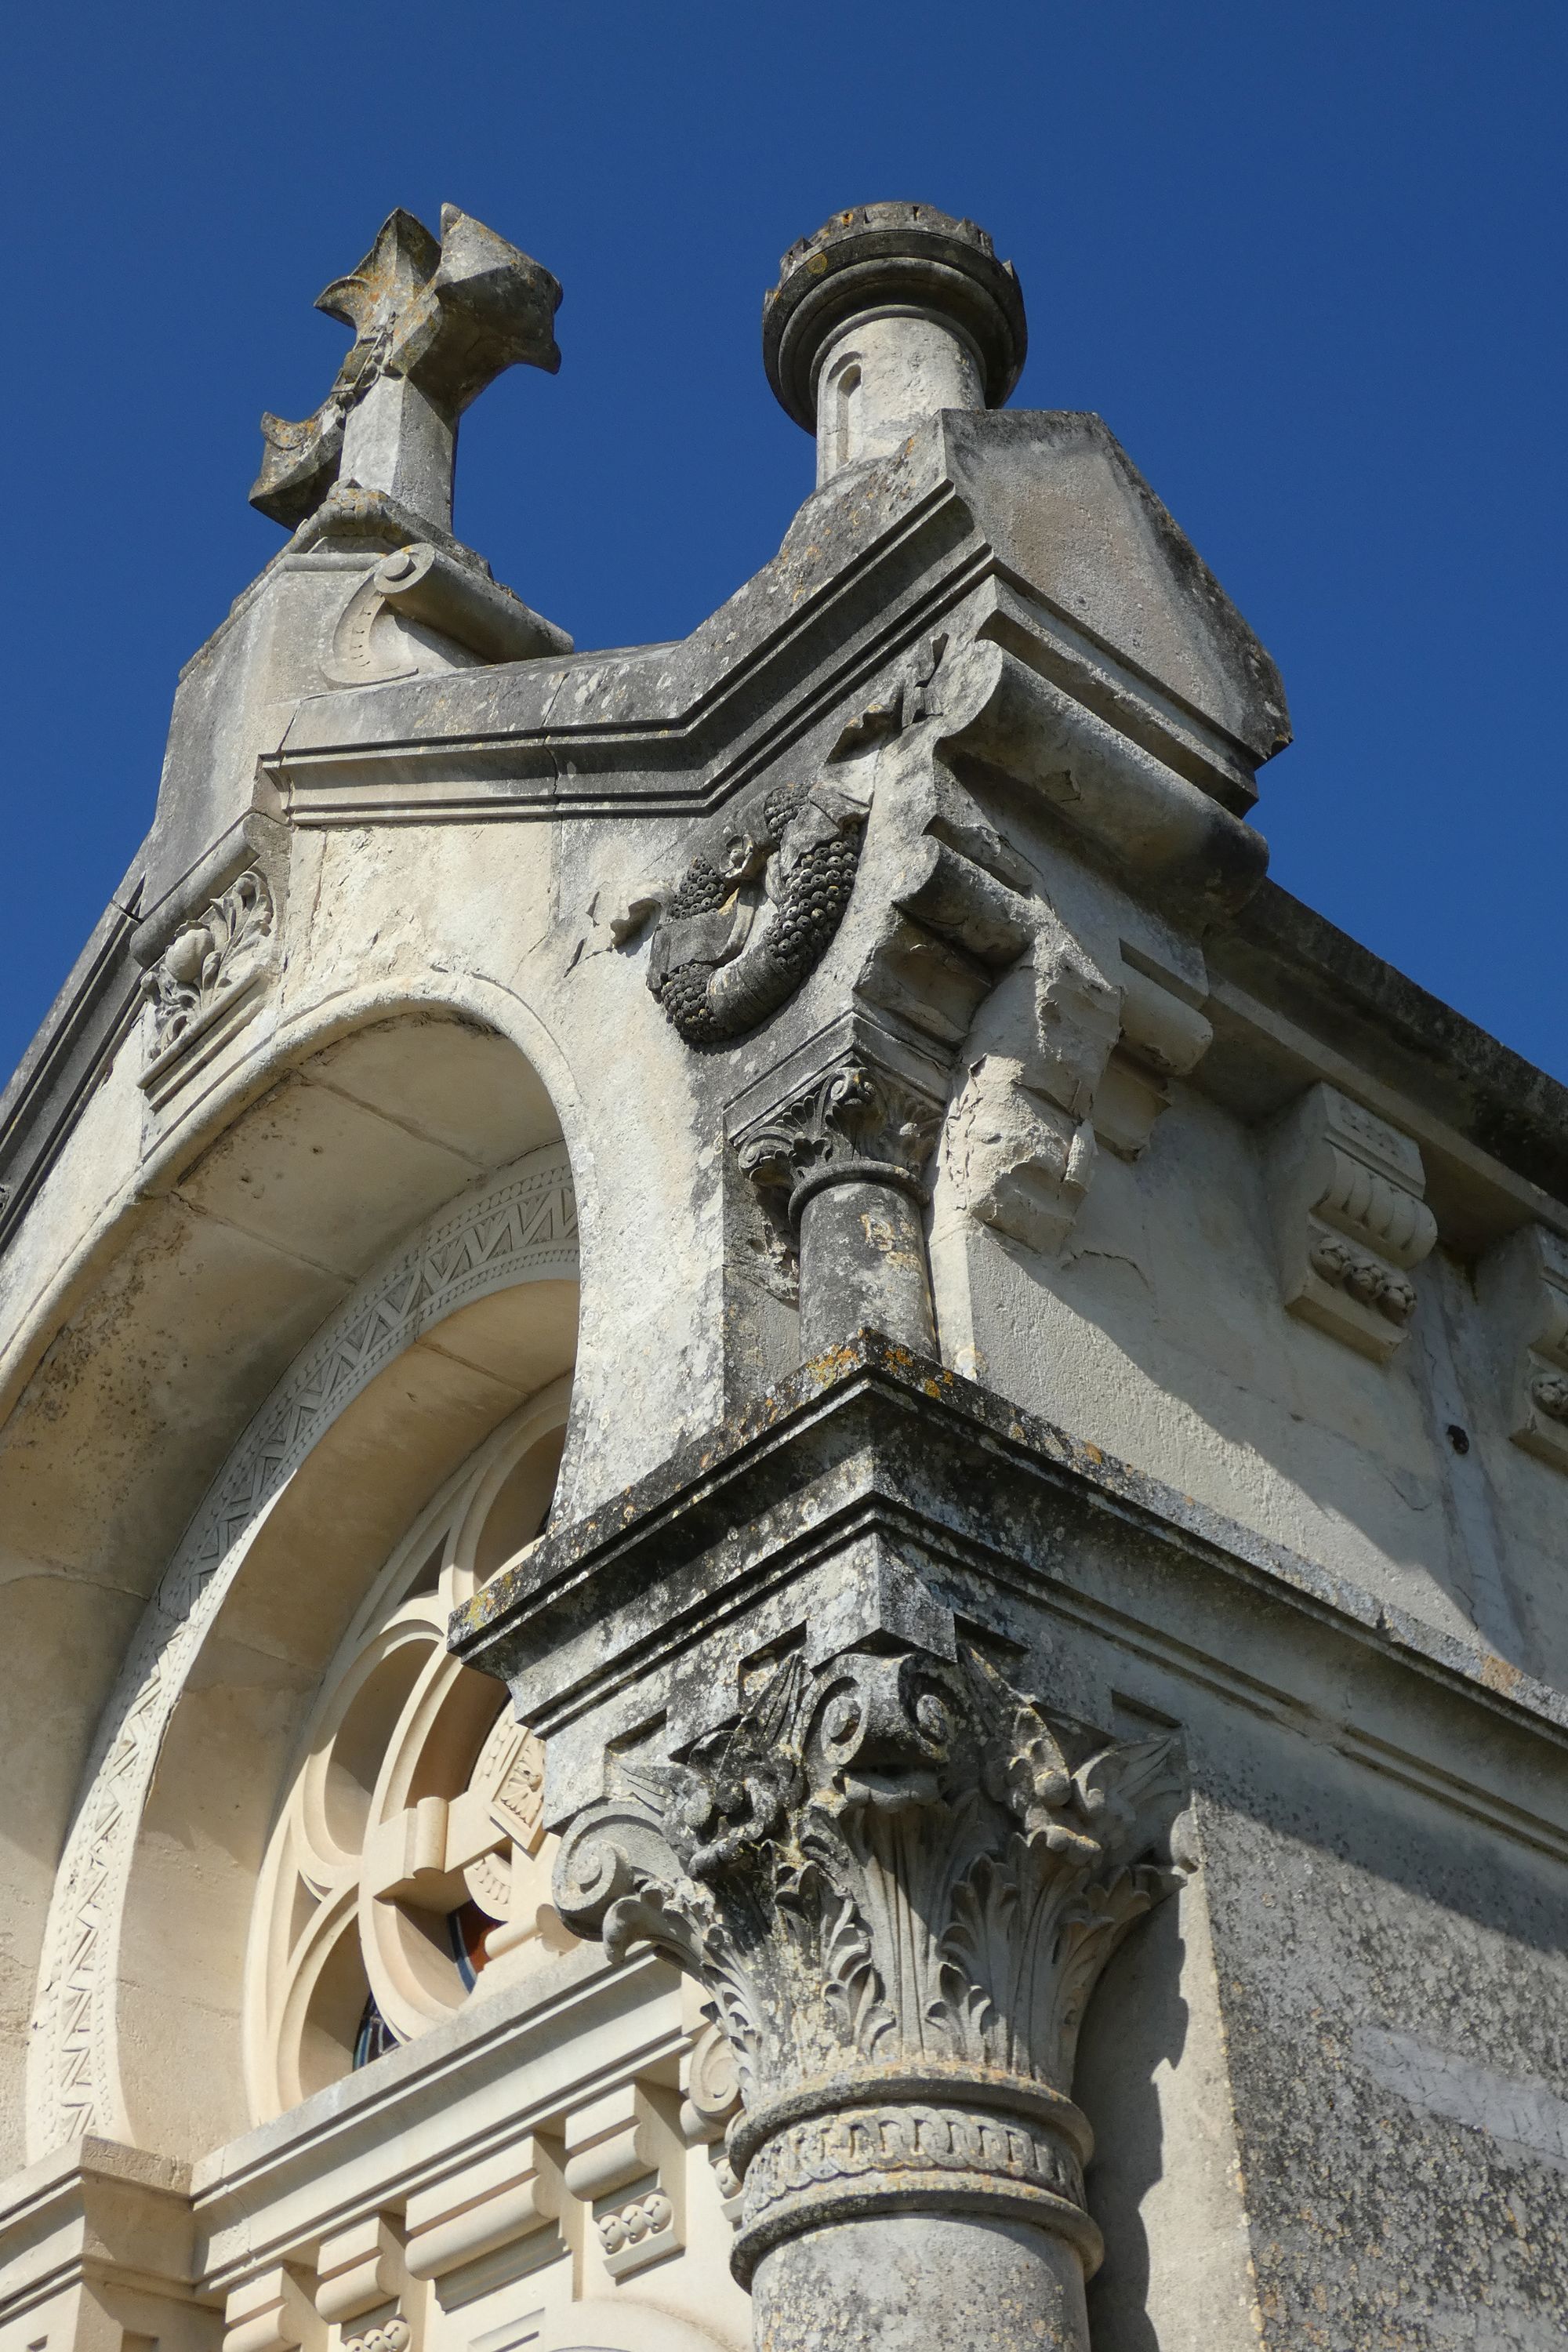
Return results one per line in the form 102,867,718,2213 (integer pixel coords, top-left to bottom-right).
735,1057,945,1221
554,1638,1187,2274
730,1017,951,1228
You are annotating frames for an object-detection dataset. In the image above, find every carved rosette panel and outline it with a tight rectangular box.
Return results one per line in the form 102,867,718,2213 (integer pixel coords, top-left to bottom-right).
554,1640,1188,2283
648,778,865,1045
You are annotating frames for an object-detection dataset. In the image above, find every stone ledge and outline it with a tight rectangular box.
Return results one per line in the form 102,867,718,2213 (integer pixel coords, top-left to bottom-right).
451,1329,1568,1831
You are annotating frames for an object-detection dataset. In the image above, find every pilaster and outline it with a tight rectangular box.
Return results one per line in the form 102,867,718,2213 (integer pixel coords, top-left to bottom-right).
0,2139,212,2352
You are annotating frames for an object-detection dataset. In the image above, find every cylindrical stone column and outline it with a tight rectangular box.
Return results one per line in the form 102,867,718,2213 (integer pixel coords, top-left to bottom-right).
734,1046,947,1366
732,2065,1102,2352
763,202,1027,487
797,1174,936,1358
751,2217,1091,2352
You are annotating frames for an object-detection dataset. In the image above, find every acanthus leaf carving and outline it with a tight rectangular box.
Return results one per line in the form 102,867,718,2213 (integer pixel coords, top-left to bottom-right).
140,867,275,1076
735,1052,946,1221
554,1637,1188,2282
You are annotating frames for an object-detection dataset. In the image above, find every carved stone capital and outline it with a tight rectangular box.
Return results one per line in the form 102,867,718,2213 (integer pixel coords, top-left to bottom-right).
731,1013,949,1224
554,1637,1187,2286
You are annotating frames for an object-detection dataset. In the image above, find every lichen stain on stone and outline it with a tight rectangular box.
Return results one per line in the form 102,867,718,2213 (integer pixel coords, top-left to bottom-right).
1478,1650,1524,1697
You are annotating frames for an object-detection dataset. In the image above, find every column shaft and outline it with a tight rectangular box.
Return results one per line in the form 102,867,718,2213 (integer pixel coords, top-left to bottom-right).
752,2215,1091,2352
798,1178,936,1357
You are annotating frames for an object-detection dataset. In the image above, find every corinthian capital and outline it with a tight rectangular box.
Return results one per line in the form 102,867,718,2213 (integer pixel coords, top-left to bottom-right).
731,1014,948,1225
554,1638,1188,2288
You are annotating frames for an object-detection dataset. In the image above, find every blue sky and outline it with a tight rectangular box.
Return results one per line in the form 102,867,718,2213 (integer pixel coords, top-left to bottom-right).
4,2,1563,1084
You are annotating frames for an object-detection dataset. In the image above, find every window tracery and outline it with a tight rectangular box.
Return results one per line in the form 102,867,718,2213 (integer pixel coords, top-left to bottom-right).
245,1384,575,2122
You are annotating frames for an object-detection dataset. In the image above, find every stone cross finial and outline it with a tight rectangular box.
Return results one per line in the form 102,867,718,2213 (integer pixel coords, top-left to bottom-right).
249,205,561,534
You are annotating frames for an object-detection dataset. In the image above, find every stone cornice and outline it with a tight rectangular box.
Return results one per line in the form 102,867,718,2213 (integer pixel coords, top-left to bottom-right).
451,1331,1568,1858
1210,882,1568,1237
265,473,989,820
0,887,143,1254
263,411,1276,826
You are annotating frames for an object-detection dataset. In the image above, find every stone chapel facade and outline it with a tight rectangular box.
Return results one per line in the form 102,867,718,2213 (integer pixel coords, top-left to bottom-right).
1,201,1565,2352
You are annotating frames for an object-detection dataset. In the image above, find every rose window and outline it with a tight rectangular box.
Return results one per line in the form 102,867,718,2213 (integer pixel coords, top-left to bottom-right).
245,1393,573,2121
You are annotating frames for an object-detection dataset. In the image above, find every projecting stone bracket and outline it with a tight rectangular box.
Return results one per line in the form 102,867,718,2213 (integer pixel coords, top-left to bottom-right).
1479,1221,1568,1473
1265,1082,1436,1362
1094,948,1215,1162
708,614,1240,1341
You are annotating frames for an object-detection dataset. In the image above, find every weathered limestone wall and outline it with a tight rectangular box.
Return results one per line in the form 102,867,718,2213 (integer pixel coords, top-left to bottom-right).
2,196,1564,2352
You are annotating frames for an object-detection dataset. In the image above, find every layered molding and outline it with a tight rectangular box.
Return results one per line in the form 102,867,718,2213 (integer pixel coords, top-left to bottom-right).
0,885,143,1250
0,2137,202,2350
261,411,1283,838
451,1334,1568,1870
180,1949,746,2336
27,1145,577,2158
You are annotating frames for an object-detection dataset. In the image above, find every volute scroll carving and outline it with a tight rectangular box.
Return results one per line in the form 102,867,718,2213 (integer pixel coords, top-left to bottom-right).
735,1054,946,1223
554,1638,1189,2284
